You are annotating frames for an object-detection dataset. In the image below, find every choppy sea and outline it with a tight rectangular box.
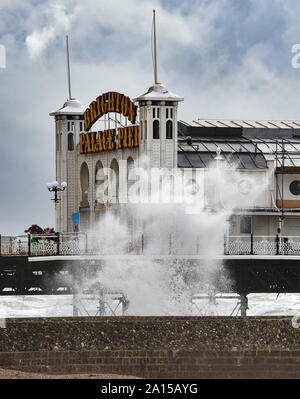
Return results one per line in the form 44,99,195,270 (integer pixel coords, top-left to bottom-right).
0,293,300,318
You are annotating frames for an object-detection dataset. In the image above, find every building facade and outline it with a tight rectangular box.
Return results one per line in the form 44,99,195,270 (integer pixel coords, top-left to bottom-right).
179,120,300,254
50,82,183,232
50,81,300,255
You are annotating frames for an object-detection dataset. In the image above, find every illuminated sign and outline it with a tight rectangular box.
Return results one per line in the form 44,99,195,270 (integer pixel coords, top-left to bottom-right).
84,91,138,131
79,126,140,154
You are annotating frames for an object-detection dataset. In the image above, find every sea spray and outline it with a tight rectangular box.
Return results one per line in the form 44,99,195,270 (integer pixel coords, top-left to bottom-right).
67,153,267,315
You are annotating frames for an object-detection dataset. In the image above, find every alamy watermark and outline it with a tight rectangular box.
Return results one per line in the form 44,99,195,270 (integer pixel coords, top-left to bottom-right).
291,44,300,68
92,162,252,214
0,44,6,69
95,165,205,212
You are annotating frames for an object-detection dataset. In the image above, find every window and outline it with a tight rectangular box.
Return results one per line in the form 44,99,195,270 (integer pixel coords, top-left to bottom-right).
95,160,104,184
153,120,159,139
153,107,160,119
170,108,173,119
68,132,74,151
80,122,83,132
166,108,169,118
145,120,147,139
290,180,300,196
127,156,134,197
239,216,251,234
238,179,252,195
80,162,89,206
140,121,143,141
166,120,173,139
110,159,119,203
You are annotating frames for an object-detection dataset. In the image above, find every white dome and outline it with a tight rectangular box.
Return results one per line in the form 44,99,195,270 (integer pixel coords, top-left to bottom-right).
50,98,85,116
133,83,183,102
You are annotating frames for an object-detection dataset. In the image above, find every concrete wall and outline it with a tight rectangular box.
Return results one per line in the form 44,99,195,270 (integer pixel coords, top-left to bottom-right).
1,316,300,378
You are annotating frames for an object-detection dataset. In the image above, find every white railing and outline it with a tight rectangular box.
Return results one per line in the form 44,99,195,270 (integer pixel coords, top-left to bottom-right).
0,235,29,256
59,232,86,255
225,235,300,255
30,234,57,256
1,233,300,257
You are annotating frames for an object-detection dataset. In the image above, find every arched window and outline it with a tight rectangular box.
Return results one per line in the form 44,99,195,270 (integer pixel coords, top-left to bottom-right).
95,160,104,184
153,120,159,139
166,120,173,139
127,157,134,181
110,159,119,203
80,162,89,206
127,156,135,205
68,133,74,151
95,160,105,204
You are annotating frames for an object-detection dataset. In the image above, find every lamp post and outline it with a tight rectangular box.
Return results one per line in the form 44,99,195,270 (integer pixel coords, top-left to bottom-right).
46,181,67,206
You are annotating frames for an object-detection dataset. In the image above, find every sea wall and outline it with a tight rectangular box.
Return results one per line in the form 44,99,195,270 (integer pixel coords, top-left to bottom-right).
0,316,300,378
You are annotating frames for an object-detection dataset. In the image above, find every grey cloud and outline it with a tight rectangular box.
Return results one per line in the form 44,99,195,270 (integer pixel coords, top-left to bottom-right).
1,0,300,233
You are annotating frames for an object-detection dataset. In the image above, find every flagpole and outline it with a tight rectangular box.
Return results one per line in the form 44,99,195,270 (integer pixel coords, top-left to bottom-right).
66,35,72,100
153,10,158,84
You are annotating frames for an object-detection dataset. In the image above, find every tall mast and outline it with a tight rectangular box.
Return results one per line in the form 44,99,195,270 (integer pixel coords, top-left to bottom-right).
66,35,72,100
153,10,159,84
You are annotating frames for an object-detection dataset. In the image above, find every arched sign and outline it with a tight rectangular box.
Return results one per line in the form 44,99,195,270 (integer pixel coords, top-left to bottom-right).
84,91,138,131
80,91,140,155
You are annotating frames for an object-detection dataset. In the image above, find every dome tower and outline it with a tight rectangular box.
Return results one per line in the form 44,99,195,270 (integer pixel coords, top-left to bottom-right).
134,10,183,168
49,36,85,232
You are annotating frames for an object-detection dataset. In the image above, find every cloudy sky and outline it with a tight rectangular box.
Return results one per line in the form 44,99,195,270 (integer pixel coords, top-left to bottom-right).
1,0,300,234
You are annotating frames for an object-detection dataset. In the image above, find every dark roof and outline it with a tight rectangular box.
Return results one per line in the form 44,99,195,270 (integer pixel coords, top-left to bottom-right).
178,151,267,169
177,120,300,169
179,119,300,139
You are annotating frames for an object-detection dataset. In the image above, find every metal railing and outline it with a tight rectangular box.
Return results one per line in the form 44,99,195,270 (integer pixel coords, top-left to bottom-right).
0,232,145,257
0,235,29,256
225,235,300,255
1,233,300,257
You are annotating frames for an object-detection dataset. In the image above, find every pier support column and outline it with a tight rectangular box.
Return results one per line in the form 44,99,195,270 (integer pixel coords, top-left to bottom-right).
72,267,79,316
98,289,106,316
73,292,79,316
240,294,248,316
121,296,130,315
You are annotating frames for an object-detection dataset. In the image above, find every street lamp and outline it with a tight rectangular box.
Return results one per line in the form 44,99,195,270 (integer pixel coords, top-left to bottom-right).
46,181,67,205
